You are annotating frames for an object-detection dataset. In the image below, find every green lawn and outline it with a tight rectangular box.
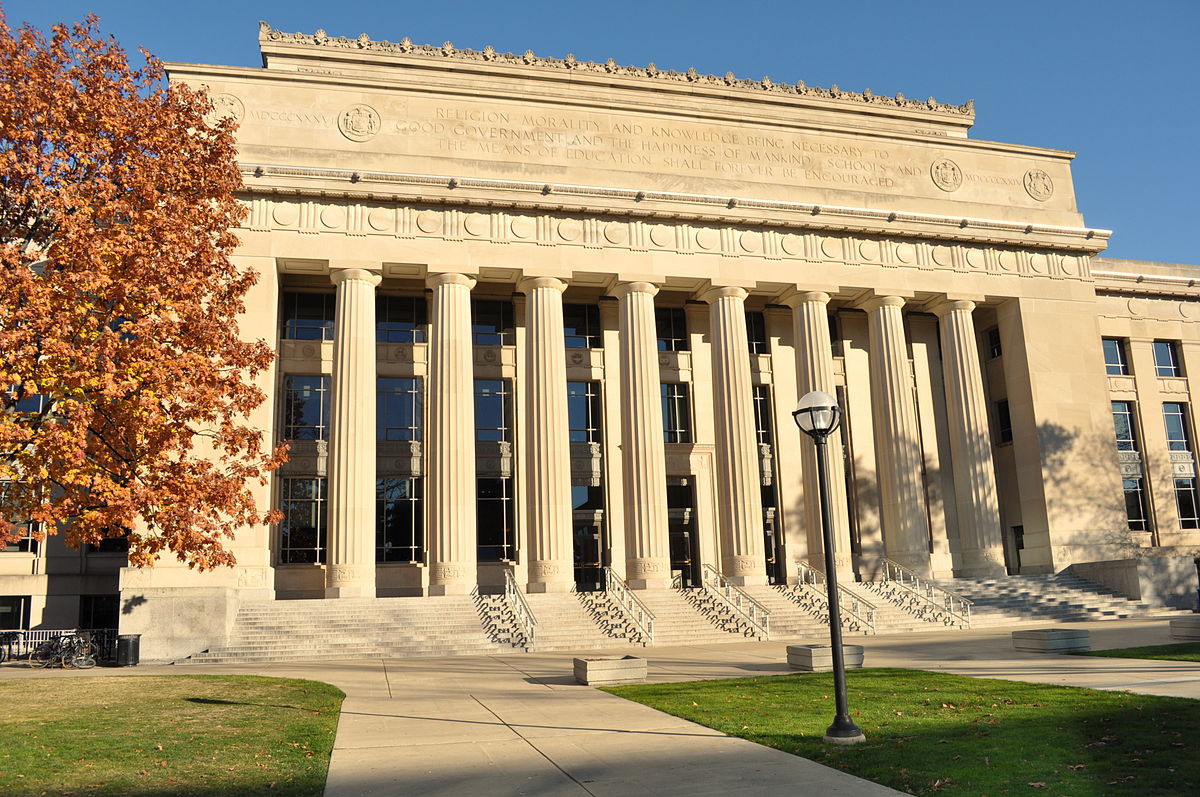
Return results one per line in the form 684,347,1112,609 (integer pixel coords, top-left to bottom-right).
1080,641,1200,662
604,668,1197,796
0,675,344,796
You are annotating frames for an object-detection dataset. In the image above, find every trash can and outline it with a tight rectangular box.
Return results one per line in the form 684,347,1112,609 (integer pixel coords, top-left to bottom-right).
115,634,141,667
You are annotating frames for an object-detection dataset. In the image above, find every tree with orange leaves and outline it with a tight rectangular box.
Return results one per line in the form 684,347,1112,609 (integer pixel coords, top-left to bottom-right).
0,13,284,569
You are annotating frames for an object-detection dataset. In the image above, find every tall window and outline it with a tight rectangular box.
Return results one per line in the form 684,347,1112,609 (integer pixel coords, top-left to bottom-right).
377,295,427,343
1153,340,1182,377
746,311,769,355
1112,401,1150,532
281,292,335,341
655,307,689,352
1112,400,1139,451
564,304,602,349
995,400,1013,444
3,520,39,554
377,477,422,562
472,299,514,346
378,378,423,441
986,327,1002,359
661,383,693,444
282,375,330,441
477,477,515,561
1103,338,1130,375
567,382,602,443
752,385,774,446
1164,402,1200,529
475,380,512,442
0,596,29,630
279,477,326,564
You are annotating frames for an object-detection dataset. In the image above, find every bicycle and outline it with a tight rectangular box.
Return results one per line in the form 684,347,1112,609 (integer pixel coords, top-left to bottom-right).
28,634,97,669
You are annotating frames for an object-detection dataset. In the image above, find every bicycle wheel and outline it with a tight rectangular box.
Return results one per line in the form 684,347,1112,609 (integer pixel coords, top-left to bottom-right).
29,641,55,668
70,652,97,669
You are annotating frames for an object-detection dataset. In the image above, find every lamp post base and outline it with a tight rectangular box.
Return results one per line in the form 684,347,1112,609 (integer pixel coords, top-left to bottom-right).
824,717,867,746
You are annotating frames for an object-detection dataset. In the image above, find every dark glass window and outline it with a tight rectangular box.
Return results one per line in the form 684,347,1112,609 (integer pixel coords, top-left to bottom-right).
567,381,602,443
661,383,692,444
11,392,47,414
829,314,843,358
475,380,512,443
378,378,423,442
752,385,774,447
472,299,515,346
564,304,602,349
655,307,689,352
86,532,130,554
1176,478,1200,530
987,327,1003,359
282,375,330,441
1103,338,1130,376
477,477,515,561
746,311,769,355
1154,340,1182,377
282,292,336,341
0,596,30,630
3,520,39,554
1163,402,1191,452
279,477,326,564
377,477,423,562
79,594,119,629
377,295,427,343
1112,401,1139,451
995,400,1013,444
571,484,605,511
1123,478,1150,532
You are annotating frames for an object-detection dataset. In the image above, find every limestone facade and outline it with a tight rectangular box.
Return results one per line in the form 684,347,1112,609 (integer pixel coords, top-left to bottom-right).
1,24,1197,659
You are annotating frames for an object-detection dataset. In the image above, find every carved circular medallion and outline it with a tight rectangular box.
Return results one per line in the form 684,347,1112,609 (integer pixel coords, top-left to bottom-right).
368,208,394,232
930,158,963,192
820,237,841,259
931,245,953,266
205,93,244,126
603,222,628,245
858,241,880,262
338,104,381,142
271,203,298,227
1060,255,1079,276
695,228,719,250
557,220,583,241
895,243,916,263
739,231,762,253
649,224,674,248
1127,298,1146,317
1023,169,1054,201
1028,253,1048,274
780,234,803,256
1180,302,1196,320
997,250,1017,271
463,213,489,237
510,216,535,239
965,248,987,270
320,206,346,229
415,210,442,234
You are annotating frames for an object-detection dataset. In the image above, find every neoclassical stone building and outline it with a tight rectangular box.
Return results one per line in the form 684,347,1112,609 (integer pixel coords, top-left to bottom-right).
3,24,1197,659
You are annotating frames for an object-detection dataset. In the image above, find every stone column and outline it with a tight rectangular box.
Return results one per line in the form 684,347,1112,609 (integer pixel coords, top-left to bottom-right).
785,291,854,577
614,281,671,589
704,286,766,586
426,272,477,595
325,268,382,598
520,277,574,592
862,295,933,575
931,299,1006,576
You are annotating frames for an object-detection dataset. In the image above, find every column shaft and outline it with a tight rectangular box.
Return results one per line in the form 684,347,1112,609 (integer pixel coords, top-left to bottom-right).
863,296,933,575
426,272,477,595
706,287,766,586
521,277,574,592
326,268,381,598
933,300,1005,576
787,292,854,577
614,282,671,588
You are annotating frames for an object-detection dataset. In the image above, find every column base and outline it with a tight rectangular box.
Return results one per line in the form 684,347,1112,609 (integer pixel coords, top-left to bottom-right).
526,580,573,594
427,583,473,596
324,585,375,599
955,549,1006,578
627,577,673,590
724,574,768,587
887,551,933,578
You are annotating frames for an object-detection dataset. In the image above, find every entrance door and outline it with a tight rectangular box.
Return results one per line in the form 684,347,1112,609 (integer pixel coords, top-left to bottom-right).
1002,525,1024,575
572,519,604,591
667,479,700,588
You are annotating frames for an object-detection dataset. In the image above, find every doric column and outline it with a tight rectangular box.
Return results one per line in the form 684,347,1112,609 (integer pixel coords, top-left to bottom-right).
704,286,766,586
931,299,1005,576
862,295,932,575
325,268,382,598
426,272,477,595
784,291,854,577
613,281,671,589
520,276,574,592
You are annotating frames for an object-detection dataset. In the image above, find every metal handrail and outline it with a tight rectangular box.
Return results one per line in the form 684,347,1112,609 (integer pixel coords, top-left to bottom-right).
700,564,771,639
502,570,538,645
0,628,119,660
793,561,877,633
869,558,972,628
602,568,655,644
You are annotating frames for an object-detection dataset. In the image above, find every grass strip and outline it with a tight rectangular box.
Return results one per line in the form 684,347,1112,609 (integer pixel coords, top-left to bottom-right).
604,668,1196,796
0,674,344,796
1079,641,1200,662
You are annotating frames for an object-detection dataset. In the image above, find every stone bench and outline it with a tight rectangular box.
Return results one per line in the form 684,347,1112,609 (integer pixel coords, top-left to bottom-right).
1011,628,1091,653
573,655,647,686
1169,616,1200,640
786,644,865,672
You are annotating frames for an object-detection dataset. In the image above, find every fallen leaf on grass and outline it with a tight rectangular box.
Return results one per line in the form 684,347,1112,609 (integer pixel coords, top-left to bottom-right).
1028,782,1046,789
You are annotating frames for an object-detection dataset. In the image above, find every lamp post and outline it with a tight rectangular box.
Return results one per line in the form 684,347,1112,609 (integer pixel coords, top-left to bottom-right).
793,390,866,745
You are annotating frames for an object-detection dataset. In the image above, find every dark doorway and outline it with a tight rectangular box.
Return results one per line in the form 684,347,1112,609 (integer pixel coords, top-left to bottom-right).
762,485,785,585
667,479,700,588
1003,525,1024,575
572,485,605,591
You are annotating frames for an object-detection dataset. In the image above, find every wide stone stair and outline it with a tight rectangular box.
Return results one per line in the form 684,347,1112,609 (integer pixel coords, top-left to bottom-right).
933,573,1191,627
634,588,759,646
740,585,840,638
521,592,645,652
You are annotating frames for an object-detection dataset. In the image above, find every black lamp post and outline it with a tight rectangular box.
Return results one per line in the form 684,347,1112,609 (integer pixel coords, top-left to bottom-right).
793,390,866,745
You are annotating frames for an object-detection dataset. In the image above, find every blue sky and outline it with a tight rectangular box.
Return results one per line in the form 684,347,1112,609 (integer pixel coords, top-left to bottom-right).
5,0,1197,264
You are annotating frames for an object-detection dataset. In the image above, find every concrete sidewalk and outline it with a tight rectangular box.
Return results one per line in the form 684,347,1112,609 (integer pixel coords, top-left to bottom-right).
3,616,1196,795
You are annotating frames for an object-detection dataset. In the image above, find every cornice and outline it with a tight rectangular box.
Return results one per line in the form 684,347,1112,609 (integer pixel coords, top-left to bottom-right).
239,162,1110,253
1093,269,1200,299
257,22,974,121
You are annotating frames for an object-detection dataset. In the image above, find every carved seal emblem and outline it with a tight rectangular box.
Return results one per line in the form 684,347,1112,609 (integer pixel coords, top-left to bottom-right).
930,158,962,192
205,93,244,126
338,104,381,141
1023,168,1054,201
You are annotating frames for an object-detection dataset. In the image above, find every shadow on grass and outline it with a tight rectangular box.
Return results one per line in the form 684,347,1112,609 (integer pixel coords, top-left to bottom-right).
184,697,319,712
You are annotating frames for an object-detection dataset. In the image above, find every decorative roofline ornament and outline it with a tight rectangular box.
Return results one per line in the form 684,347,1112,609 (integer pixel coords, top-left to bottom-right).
257,22,974,118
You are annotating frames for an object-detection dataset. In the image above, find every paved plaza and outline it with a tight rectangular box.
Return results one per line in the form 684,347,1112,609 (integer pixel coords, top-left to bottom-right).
3,617,1197,795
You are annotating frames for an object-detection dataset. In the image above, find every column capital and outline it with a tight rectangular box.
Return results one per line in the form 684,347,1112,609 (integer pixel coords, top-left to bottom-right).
517,275,568,294
426,272,477,290
611,281,660,299
779,290,832,309
330,268,382,287
697,285,749,303
858,294,907,313
928,297,978,317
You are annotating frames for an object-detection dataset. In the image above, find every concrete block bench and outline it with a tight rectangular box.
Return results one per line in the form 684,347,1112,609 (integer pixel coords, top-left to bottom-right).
786,644,865,672
1169,616,1200,640
1011,629,1091,653
573,655,647,686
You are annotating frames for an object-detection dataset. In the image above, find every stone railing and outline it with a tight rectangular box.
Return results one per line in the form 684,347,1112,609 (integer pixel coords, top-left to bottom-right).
861,558,972,628
791,561,877,634
503,570,539,646
601,567,655,644
698,564,771,639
